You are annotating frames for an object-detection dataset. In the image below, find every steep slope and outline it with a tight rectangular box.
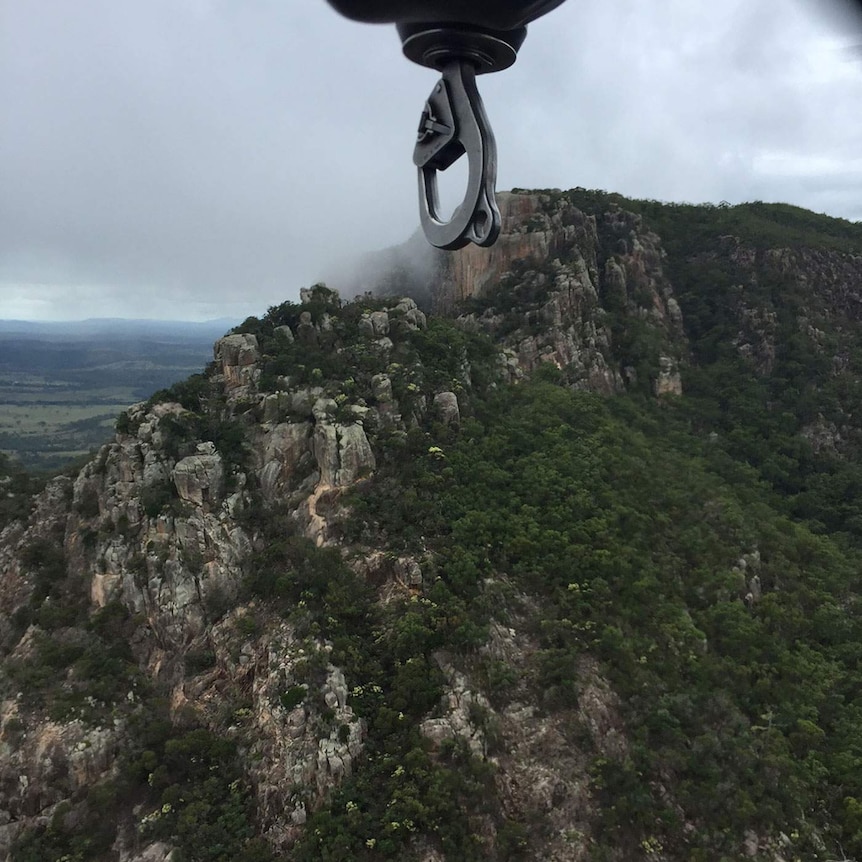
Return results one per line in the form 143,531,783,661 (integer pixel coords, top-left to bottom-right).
429,187,862,535
3,193,862,862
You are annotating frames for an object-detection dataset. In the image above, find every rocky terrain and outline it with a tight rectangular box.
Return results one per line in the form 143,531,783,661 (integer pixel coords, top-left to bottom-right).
3,191,862,861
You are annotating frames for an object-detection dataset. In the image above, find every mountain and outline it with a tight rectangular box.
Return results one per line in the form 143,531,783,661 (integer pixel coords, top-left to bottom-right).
2,192,862,862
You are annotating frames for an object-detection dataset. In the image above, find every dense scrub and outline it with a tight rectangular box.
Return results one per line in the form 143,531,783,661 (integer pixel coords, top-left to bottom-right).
548,188,862,256
348,377,862,858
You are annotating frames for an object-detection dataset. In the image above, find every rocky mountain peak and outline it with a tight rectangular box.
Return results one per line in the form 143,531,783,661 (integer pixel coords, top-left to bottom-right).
4,192,862,862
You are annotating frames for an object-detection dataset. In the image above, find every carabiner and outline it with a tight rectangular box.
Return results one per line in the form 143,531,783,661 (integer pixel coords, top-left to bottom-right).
412,61,501,250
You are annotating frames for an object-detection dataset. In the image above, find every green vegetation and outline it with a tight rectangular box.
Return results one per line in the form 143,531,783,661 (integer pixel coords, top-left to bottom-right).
0,400,128,470
11,782,121,862
542,187,862,256
240,505,496,860
346,375,862,858
3,598,143,724
7,196,862,859
0,452,44,531
234,286,495,409
131,724,270,862
12,712,274,862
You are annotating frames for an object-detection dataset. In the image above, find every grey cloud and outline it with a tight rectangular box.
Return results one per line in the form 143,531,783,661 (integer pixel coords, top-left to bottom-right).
1,0,860,320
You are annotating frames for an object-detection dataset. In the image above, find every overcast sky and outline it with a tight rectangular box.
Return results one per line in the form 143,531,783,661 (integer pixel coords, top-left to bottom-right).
2,0,861,322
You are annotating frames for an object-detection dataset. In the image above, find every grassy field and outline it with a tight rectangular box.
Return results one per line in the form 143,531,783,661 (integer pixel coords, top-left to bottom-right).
0,397,130,469
0,319,234,472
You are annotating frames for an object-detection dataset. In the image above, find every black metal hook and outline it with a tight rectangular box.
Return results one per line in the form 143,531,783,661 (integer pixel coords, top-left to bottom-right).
412,61,501,250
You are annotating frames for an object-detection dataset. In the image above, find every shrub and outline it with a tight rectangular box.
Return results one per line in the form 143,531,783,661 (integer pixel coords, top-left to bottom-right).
279,685,307,711
74,485,101,518
20,536,66,603
140,480,176,518
185,648,217,675
148,373,211,411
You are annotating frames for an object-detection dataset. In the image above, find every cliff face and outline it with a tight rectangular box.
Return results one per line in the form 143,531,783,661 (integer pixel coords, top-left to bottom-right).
428,189,862,415
4,194,862,862
433,191,686,397
352,190,687,399
438,193,559,308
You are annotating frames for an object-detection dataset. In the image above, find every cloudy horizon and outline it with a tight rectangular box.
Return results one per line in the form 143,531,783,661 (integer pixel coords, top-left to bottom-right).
2,0,861,322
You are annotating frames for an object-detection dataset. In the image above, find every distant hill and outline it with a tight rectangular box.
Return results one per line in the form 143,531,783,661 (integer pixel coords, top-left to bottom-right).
0,317,238,338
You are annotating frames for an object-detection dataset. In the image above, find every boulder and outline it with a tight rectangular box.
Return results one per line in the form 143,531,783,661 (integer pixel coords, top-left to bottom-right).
432,391,460,425
312,423,375,487
370,310,390,337
259,422,313,500
172,452,224,506
214,334,260,393
214,333,259,368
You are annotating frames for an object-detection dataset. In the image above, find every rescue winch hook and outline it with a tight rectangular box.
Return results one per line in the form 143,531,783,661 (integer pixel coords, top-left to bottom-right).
413,61,500,250
324,1,569,249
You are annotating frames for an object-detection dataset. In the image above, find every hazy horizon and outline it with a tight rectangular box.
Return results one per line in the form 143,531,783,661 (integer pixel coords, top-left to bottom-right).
0,316,241,327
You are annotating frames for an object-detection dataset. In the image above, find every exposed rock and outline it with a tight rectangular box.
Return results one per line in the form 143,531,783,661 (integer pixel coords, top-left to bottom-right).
199,618,365,852
121,842,179,862
425,625,620,862
432,391,460,425
395,556,423,587
262,391,292,424
358,315,375,338
290,386,324,419
214,333,260,395
655,355,683,396
801,415,844,454
369,310,390,337
258,422,313,501
171,450,224,507
442,191,684,397
312,397,336,423
391,297,428,332
0,717,122,853
421,659,491,757
436,193,556,311
312,423,375,488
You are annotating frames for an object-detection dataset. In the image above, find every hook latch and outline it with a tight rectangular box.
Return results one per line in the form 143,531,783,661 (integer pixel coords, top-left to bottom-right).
412,61,501,250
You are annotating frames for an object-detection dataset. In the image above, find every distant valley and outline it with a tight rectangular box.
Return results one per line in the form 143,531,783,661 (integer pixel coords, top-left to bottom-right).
0,318,238,471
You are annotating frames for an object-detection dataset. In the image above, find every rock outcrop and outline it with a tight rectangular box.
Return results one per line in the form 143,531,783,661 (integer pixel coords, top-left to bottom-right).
433,191,685,396
0,288,448,859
